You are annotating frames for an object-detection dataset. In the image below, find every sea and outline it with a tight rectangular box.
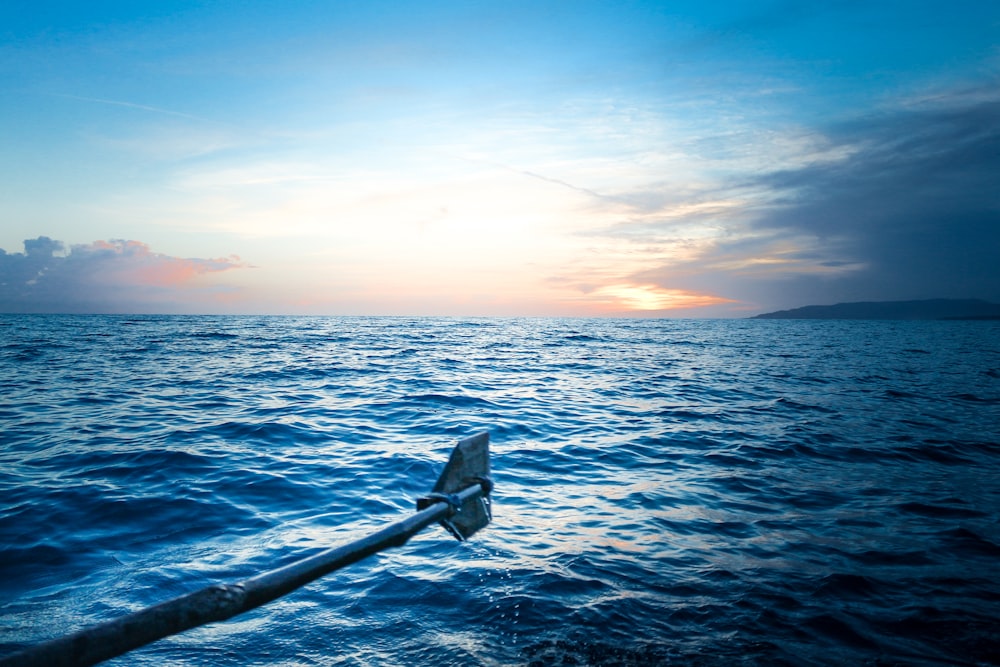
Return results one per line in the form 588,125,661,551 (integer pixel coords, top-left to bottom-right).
0,315,998,666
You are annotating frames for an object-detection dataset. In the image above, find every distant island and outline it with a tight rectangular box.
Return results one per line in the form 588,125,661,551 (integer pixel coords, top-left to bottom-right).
753,299,1000,320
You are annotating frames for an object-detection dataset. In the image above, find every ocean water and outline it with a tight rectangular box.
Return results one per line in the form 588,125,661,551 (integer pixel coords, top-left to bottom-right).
1,315,998,666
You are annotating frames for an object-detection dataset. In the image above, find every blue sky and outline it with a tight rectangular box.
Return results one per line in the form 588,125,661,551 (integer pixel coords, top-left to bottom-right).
1,1,998,315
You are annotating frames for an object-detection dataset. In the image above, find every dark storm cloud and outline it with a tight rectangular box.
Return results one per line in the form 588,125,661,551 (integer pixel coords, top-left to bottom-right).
634,83,1000,311
0,237,246,313
757,87,998,299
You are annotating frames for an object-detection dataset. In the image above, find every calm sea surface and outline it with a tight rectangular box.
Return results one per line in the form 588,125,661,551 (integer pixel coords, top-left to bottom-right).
1,315,998,666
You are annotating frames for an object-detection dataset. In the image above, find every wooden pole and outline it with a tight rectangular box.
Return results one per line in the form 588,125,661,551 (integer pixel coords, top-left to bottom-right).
0,482,486,667
1,431,492,667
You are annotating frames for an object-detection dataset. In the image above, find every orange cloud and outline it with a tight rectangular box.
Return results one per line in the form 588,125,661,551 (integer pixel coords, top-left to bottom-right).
0,236,248,313
75,239,245,287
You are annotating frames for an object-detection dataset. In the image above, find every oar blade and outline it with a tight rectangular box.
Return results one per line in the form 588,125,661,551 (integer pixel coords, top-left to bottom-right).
430,431,491,540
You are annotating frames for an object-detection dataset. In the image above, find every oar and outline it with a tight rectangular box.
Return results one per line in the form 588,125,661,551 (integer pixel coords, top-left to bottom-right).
1,432,493,667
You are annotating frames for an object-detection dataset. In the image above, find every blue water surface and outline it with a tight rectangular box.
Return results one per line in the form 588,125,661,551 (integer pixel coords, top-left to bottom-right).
1,315,998,666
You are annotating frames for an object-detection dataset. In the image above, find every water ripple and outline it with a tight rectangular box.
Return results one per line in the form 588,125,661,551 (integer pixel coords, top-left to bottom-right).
1,315,998,665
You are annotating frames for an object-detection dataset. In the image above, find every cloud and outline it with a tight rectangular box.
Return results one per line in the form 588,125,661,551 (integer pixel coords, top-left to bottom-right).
625,81,1000,311
47,93,207,121
0,237,247,313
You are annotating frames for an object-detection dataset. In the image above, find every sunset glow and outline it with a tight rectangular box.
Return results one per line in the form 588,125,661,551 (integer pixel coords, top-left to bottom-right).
1,1,998,315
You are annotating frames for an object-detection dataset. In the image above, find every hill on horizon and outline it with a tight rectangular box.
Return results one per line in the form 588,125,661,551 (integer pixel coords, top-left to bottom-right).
752,298,1000,320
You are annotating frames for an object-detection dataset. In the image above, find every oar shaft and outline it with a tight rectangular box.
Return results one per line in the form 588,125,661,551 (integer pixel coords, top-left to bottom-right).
1,484,484,667
242,482,484,607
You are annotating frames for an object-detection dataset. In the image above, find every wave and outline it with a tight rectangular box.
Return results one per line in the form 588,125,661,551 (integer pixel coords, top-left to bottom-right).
0,315,998,665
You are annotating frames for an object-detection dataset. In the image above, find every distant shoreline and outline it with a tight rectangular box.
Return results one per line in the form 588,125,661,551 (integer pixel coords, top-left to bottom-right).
753,298,1000,320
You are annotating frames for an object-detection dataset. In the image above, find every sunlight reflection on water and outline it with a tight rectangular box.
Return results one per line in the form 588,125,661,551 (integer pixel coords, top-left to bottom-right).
1,315,998,665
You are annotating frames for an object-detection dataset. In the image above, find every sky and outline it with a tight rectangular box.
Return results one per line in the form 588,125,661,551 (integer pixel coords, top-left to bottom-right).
1,0,998,316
